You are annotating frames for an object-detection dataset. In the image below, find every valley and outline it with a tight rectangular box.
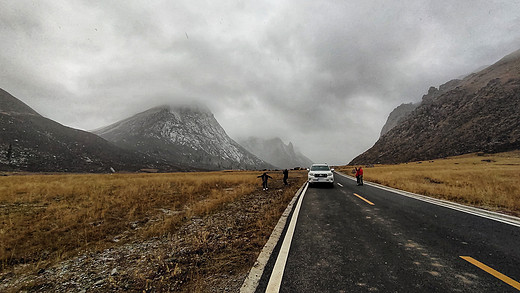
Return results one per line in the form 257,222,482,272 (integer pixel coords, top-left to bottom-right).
2,3,520,292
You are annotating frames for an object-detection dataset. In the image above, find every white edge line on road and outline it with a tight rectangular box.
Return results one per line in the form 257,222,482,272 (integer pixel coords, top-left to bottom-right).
240,182,308,293
265,182,308,293
335,172,520,228
337,183,343,187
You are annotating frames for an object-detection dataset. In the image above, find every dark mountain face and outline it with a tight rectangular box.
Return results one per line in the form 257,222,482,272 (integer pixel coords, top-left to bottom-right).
379,103,418,137
351,49,520,165
0,88,40,116
238,137,313,169
0,88,183,172
94,105,273,170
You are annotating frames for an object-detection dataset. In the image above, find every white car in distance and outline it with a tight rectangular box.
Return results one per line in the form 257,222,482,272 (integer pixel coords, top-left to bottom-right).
307,163,334,187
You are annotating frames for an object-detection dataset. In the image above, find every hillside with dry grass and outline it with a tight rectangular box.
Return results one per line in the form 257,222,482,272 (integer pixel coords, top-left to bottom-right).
0,170,306,292
340,151,520,217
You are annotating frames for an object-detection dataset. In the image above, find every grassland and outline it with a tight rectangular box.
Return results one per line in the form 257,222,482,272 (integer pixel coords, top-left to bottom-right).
338,151,520,217
0,170,307,292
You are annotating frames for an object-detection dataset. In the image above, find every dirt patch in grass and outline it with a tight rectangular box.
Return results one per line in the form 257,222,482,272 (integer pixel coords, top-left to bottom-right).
0,171,306,292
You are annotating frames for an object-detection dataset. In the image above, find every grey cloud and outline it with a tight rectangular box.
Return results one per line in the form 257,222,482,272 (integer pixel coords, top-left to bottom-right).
1,0,520,164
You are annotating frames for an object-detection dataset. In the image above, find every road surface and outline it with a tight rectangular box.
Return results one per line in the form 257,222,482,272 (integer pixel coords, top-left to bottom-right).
256,172,520,292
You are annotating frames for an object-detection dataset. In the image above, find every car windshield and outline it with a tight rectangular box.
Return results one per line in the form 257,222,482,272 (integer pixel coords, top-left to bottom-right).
311,165,330,171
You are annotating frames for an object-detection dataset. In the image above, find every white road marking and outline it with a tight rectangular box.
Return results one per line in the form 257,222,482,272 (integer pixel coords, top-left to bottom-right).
335,172,520,228
240,183,307,293
337,183,343,187
265,183,309,292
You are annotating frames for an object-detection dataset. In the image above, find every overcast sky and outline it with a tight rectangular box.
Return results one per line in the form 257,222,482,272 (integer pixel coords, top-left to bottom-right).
1,1,519,164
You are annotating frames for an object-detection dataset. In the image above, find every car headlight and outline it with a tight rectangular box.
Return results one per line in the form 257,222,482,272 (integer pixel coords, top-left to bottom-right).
328,173,333,177
308,172,314,176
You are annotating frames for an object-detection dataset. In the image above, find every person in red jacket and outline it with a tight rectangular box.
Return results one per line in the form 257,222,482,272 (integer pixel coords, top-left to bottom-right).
355,167,364,186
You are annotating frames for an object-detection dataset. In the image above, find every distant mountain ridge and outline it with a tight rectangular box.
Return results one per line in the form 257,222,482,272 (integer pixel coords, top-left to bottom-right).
94,105,274,170
0,88,182,172
351,48,520,164
238,137,313,169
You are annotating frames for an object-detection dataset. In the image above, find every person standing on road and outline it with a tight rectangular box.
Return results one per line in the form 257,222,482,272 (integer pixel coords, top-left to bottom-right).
258,172,273,190
356,166,364,186
354,167,359,185
283,169,289,185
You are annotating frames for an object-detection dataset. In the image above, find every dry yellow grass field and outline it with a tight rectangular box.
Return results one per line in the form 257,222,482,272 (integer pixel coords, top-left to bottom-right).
338,151,520,217
0,170,306,280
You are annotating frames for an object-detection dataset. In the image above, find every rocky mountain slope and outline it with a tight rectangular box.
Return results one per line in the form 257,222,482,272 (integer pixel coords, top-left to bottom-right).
94,105,273,170
238,137,313,169
351,48,520,164
379,103,418,137
0,88,182,172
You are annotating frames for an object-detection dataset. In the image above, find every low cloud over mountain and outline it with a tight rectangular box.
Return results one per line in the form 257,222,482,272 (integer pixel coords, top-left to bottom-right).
239,137,313,169
351,48,520,165
0,88,182,172
94,105,274,170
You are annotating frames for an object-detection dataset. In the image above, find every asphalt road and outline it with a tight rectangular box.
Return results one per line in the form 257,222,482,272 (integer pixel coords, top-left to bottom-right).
257,173,520,292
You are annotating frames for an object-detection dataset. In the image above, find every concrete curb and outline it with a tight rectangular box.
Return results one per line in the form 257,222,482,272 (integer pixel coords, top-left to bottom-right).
336,172,520,228
240,182,307,293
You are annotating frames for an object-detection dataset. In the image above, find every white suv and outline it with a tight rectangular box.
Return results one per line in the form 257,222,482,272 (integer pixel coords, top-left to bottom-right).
308,164,334,187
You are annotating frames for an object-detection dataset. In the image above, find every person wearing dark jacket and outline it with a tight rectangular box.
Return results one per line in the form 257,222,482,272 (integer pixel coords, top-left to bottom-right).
258,172,273,190
283,169,289,185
